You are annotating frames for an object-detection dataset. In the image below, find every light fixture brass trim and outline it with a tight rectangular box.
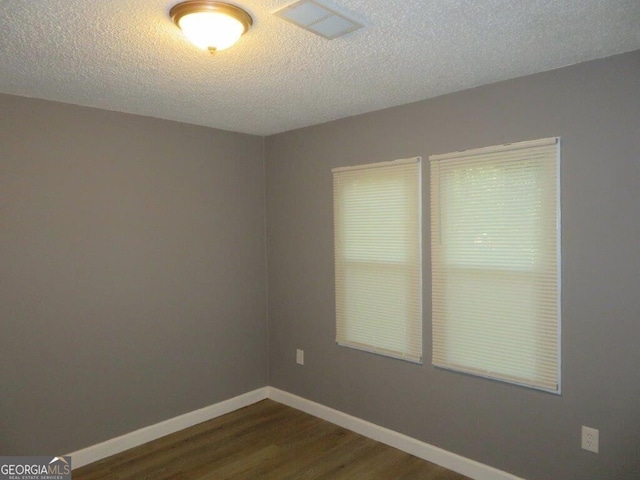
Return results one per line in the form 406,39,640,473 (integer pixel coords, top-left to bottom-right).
170,1,253,52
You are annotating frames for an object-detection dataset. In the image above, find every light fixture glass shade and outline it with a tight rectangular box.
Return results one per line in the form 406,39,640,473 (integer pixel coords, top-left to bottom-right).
170,2,253,52
178,12,244,50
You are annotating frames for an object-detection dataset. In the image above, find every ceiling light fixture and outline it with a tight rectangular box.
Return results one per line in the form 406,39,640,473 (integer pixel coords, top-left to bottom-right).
170,1,253,53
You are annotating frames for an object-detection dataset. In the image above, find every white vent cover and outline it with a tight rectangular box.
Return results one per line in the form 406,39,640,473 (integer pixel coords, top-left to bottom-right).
274,0,364,39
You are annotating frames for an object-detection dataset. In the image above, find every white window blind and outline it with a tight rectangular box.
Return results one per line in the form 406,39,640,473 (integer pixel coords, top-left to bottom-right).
333,158,422,363
430,138,560,393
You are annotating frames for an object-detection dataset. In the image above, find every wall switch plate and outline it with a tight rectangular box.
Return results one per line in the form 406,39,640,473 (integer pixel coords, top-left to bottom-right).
296,349,304,365
582,426,599,453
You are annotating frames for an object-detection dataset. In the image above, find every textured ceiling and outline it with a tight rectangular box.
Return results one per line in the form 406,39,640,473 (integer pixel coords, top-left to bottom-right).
1,0,639,136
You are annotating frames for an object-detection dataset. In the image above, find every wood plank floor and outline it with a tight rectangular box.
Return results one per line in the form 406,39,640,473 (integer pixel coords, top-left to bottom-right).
73,399,471,480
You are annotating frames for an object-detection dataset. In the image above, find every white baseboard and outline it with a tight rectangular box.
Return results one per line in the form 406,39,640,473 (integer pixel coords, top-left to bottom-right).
267,387,524,480
68,386,524,480
68,387,269,469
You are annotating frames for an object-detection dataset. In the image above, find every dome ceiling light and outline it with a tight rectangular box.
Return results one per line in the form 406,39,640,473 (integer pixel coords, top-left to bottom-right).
170,1,253,53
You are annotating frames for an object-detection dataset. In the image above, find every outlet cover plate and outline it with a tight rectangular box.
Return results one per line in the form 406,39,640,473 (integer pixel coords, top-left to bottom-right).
582,426,599,453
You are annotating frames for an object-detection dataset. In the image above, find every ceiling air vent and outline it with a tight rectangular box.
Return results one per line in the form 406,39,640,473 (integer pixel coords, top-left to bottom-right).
274,0,364,39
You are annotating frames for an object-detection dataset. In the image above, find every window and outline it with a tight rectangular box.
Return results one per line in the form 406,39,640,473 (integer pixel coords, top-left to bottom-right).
430,138,560,393
333,158,422,363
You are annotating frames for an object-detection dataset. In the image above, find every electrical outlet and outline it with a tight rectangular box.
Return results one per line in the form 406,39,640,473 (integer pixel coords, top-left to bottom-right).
582,426,599,453
296,349,304,365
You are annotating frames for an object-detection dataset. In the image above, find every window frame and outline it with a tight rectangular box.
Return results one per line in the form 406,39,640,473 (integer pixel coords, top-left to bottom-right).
333,157,423,363
429,138,561,393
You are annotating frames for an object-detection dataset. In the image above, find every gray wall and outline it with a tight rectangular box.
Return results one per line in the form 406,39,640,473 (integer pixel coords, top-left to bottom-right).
265,50,640,480
0,95,268,454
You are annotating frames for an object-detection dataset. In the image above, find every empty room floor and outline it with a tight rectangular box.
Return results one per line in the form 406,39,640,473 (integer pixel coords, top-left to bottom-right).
73,399,471,480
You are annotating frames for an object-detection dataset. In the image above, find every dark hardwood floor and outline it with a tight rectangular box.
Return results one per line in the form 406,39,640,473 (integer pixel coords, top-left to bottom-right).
73,399,471,480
